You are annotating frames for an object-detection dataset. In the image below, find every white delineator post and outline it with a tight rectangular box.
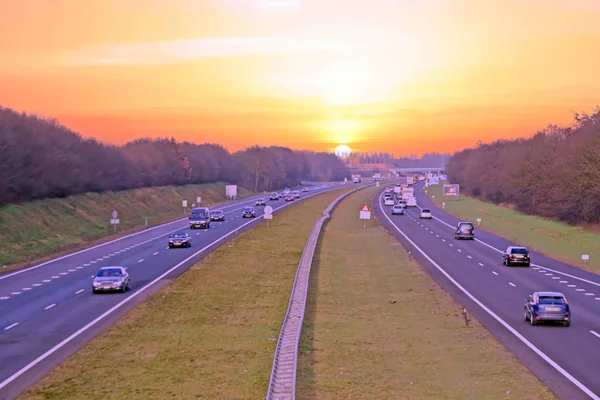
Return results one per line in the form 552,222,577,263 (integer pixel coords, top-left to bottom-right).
476,218,481,226
582,254,590,267
110,210,119,233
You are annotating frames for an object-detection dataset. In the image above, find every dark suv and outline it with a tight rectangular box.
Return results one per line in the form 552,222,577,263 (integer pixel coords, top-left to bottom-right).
454,222,475,240
503,246,530,266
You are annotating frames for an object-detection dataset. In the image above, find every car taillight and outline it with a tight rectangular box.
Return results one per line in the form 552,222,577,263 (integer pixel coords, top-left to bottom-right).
471,229,475,234
456,229,460,233
536,298,540,304
563,298,568,304
526,254,530,258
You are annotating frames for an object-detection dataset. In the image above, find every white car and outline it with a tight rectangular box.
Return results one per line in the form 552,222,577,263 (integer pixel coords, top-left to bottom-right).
420,209,432,219
384,197,395,206
406,197,417,207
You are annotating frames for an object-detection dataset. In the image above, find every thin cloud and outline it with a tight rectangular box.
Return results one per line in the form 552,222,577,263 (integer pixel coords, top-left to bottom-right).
59,37,343,66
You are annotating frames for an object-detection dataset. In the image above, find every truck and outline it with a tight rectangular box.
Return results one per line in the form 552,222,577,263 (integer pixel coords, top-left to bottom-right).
394,184,402,194
406,176,414,185
352,174,362,183
401,187,414,199
372,173,381,181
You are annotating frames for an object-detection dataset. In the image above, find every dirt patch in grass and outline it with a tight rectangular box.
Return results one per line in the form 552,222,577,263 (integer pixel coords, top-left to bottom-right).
296,186,558,400
0,182,253,272
426,182,600,272
20,186,359,400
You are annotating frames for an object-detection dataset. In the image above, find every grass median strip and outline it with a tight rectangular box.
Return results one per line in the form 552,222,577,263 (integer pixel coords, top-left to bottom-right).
425,181,600,271
21,186,359,400
0,182,253,271
296,186,558,400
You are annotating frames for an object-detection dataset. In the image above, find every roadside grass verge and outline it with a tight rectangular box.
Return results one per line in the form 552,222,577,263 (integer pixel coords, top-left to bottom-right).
296,186,558,400
21,185,359,400
425,181,600,272
0,182,252,271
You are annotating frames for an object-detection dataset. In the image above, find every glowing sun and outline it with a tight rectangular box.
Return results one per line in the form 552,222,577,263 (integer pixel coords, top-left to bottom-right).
334,144,352,159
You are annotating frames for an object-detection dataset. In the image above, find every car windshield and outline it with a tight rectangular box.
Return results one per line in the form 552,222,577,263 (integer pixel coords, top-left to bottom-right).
511,248,529,254
191,211,208,218
97,268,122,277
172,233,187,238
244,207,253,212
459,223,473,229
422,209,431,213
539,296,565,304
211,211,222,216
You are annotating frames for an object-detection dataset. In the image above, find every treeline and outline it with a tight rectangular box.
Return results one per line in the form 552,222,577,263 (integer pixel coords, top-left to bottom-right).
446,106,600,224
0,106,349,206
346,151,450,167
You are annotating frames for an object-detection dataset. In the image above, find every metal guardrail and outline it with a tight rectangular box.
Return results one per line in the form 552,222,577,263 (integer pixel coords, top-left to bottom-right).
265,184,371,400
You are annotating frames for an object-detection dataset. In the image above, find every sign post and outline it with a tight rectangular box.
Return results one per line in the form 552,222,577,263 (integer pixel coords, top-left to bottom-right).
582,254,590,267
182,200,188,214
110,210,119,232
476,218,481,226
376,181,380,187
359,203,371,230
442,202,446,209
264,205,274,228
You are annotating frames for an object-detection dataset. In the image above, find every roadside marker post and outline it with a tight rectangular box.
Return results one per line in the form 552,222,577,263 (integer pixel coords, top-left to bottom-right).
442,202,446,209
582,254,590,267
476,218,481,226
110,210,119,233
359,203,371,230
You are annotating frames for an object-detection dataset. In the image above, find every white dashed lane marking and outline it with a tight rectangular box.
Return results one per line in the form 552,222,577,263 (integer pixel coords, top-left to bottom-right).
568,285,576,287
492,271,499,276
509,282,516,287
44,303,56,310
76,266,83,269
153,252,159,255
585,293,595,296
75,289,85,294
0,297,10,300
560,281,568,283
467,255,472,259
576,289,585,292
138,259,144,263
10,292,21,295
42,279,51,283
4,322,19,331
591,331,600,339
59,272,67,276
478,262,484,266
457,249,462,252
68,269,76,272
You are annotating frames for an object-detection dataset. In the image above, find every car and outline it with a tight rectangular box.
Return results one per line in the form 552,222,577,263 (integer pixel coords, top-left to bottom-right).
302,187,309,192
524,292,570,326
419,209,432,219
285,195,294,202
189,207,210,229
397,200,407,208
256,198,266,206
384,197,395,206
209,209,225,221
454,221,475,239
392,205,405,215
269,193,279,200
92,266,130,294
169,232,192,248
406,197,417,207
292,190,300,198
503,246,530,266
242,206,256,218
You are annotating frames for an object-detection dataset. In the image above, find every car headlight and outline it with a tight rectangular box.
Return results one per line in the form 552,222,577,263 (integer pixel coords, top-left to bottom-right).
93,281,101,287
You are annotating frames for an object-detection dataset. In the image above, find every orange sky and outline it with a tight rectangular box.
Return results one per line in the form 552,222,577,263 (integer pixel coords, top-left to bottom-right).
1,0,600,155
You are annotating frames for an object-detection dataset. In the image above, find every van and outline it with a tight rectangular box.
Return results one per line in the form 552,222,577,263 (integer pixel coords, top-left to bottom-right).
189,207,211,229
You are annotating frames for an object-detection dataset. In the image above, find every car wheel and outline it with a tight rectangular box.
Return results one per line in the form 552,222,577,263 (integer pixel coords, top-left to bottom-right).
502,259,506,265
121,285,127,293
168,244,172,248
92,289,98,294
524,309,528,321
564,320,570,327
530,313,537,326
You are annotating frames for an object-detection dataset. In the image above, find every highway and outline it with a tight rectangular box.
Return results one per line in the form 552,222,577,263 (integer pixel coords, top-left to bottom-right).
377,182,600,400
0,183,340,399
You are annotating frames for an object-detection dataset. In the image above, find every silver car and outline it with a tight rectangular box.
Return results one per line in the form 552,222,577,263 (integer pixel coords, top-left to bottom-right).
92,266,130,294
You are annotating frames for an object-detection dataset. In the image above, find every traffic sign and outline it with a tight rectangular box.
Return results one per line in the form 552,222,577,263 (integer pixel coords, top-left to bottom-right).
264,214,273,220
182,200,188,208
112,210,118,219
110,219,120,224
264,205,274,215
360,204,371,212
196,196,201,204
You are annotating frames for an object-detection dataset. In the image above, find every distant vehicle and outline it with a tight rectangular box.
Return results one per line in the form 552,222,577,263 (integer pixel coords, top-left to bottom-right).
454,222,475,240
419,209,432,219
283,188,291,196
397,200,407,208
302,187,309,192
169,231,192,248
279,191,286,198
284,194,294,202
189,207,210,229
392,205,405,215
503,246,530,266
92,266,130,294
524,292,570,327
256,198,266,206
384,197,395,206
242,206,256,218
209,209,225,221
270,193,279,200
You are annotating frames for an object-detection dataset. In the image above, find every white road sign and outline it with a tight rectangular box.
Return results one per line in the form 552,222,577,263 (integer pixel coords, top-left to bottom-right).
182,200,188,208
196,196,201,204
110,219,120,224
264,205,274,215
359,203,371,220
264,214,273,220
112,210,118,219
582,254,590,260
476,217,481,226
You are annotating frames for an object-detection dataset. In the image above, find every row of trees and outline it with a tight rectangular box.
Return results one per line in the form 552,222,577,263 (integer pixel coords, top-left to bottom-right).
0,107,349,206
446,106,600,224
345,152,450,167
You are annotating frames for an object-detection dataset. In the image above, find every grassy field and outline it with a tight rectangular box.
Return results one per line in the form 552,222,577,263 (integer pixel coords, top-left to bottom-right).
0,182,252,270
296,186,558,400
21,185,359,400
425,181,600,271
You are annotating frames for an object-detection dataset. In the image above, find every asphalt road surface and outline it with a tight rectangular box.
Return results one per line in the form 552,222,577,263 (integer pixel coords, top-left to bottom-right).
377,182,600,400
0,183,343,399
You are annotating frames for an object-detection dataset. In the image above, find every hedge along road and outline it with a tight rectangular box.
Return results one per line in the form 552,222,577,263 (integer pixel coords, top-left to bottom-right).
0,182,349,399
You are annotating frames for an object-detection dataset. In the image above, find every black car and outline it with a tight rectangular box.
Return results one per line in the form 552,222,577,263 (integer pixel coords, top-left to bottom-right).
169,232,191,248
524,292,570,327
242,206,256,218
503,246,530,266
454,222,475,240
256,198,266,206
269,193,279,201
209,210,225,221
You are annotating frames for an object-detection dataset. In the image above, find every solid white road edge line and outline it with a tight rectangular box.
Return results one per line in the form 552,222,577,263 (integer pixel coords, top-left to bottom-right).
591,331,600,339
0,184,344,391
415,202,600,288
0,192,281,281
381,192,600,400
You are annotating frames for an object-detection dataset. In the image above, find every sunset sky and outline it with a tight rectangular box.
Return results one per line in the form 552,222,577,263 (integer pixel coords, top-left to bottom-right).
1,0,600,155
